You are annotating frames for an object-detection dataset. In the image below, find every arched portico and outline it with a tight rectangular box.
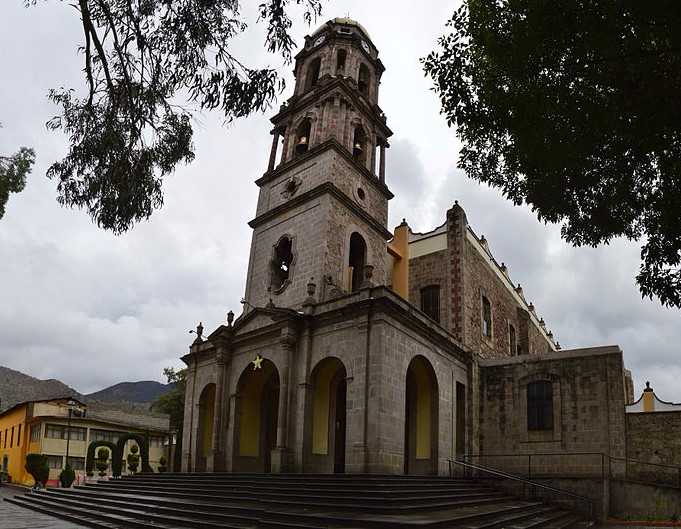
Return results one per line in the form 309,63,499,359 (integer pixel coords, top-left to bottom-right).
233,358,280,473
196,383,216,472
404,355,439,475
307,357,347,473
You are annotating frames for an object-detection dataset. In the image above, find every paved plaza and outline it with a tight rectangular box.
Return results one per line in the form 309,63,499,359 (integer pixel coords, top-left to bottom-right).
0,487,88,529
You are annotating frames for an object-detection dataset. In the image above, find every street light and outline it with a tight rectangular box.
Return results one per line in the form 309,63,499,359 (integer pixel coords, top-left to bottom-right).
64,399,86,473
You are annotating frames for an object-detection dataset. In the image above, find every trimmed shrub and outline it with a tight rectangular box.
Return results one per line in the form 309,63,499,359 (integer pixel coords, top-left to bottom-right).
95,447,109,477
59,465,76,488
158,456,167,473
25,454,49,488
126,444,140,474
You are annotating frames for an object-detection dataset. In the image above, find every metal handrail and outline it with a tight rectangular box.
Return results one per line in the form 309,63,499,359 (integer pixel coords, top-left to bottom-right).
449,458,594,519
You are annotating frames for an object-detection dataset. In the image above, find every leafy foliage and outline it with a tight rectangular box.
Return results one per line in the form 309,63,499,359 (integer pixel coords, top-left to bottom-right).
423,2,681,307
28,0,323,233
126,443,140,474
25,453,49,487
0,123,35,219
59,464,76,488
158,455,167,472
152,367,186,471
95,446,110,476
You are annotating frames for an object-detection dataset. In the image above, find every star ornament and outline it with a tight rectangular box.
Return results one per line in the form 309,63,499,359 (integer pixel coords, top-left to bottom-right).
252,354,264,370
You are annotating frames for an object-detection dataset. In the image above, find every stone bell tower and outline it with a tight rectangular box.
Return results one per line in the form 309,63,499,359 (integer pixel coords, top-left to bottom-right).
243,17,394,311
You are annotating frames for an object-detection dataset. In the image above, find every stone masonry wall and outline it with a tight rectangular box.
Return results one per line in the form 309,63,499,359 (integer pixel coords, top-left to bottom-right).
626,411,681,484
408,250,450,330
479,348,627,473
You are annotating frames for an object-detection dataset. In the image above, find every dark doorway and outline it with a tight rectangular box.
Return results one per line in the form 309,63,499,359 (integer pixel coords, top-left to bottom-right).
261,377,279,473
456,382,466,457
404,356,439,475
334,377,347,473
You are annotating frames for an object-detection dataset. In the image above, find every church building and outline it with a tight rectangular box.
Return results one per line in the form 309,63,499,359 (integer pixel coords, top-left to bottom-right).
180,18,634,476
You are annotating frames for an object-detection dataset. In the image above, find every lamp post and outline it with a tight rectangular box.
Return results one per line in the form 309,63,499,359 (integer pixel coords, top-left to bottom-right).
64,399,85,472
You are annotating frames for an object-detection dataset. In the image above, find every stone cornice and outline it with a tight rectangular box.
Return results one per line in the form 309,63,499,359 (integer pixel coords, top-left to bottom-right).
255,139,394,200
248,179,393,240
270,77,392,138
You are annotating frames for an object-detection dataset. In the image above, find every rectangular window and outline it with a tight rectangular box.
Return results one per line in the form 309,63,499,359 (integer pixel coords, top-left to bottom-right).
509,324,517,355
67,457,85,471
47,455,63,469
482,296,492,337
31,425,41,442
420,285,441,323
527,380,554,431
90,429,121,443
45,425,66,439
10,427,14,448
17,425,21,446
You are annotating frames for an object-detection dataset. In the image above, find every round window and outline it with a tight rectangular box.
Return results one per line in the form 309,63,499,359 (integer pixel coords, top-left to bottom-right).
357,187,366,201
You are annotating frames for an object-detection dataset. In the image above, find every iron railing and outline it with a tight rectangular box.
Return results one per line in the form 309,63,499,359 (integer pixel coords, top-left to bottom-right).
460,452,681,489
449,458,595,520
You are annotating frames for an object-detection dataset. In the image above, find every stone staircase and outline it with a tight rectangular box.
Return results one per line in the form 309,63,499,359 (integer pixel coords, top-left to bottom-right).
4,473,592,528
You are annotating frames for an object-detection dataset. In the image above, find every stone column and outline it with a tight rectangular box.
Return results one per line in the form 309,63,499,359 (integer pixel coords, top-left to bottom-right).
268,130,280,172
210,348,226,471
181,358,197,472
271,328,296,473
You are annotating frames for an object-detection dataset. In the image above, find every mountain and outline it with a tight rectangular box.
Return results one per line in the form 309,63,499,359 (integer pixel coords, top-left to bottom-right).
0,366,82,412
86,381,173,403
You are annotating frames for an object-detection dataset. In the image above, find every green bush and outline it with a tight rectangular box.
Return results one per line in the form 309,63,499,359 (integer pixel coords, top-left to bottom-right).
127,444,140,474
158,456,167,473
25,454,49,488
95,447,109,477
59,465,76,488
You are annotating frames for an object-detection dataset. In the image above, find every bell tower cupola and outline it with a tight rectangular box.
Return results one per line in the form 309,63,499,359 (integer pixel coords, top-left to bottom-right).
245,18,393,313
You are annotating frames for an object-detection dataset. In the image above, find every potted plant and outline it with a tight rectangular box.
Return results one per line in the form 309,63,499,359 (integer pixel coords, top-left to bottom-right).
95,448,109,477
158,456,167,473
126,444,140,474
25,454,49,489
59,464,76,488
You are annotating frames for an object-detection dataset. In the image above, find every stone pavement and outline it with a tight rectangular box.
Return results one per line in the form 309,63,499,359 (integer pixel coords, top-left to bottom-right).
0,487,89,529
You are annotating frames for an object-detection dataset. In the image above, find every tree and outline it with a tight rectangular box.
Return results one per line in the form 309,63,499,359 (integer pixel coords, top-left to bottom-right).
26,0,323,234
0,123,35,219
59,464,76,488
25,453,49,489
95,447,110,477
423,2,681,308
126,444,140,474
152,367,186,471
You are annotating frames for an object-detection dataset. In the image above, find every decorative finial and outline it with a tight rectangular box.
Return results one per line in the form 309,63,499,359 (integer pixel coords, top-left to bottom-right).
645,381,652,391
196,322,203,339
266,298,275,309
227,311,235,327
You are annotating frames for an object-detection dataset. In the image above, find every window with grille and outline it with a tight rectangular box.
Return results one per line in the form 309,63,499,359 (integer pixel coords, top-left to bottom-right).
31,425,41,442
45,424,86,441
67,456,85,471
527,380,553,431
420,285,440,323
90,429,121,443
481,296,492,337
47,455,63,469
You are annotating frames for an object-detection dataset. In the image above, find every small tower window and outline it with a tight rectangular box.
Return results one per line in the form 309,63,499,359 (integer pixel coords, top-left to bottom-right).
481,295,492,337
352,127,367,165
509,324,517,355
305,57,322,90
420,286,440,323
271,236,294,292
527,380,553,431
294,119,312,157
358,64,370,95
336,49,347,75
349,232,367,291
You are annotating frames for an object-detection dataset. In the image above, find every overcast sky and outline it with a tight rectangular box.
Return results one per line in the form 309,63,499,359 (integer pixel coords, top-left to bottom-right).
1,1,679,399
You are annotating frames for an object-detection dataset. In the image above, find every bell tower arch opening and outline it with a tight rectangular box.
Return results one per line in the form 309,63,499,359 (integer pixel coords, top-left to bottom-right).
352,126,368,166
336,49,347,75
349,232,367,291
358,63,371,96
234,359,280,473
404,355,439,475
294,118,312,157
305,57,322,90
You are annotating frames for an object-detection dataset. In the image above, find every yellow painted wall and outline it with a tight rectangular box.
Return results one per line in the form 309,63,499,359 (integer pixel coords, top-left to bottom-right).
412,359,432,460
312,360,341,455
389,222,410,299
643,390,654,412
0,404,30,485
199,385,215,458
239,362,275,457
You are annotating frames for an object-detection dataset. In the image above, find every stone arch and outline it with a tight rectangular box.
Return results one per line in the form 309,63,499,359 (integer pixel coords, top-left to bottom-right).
115,433,152,475
195,383,216,472
86,440,119,477
307,357,348,473
233,358,280,473
404,355,439,475
304,56,322,90
348,231,368,291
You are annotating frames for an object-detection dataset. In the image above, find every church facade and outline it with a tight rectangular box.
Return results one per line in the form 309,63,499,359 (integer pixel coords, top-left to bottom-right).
180,18,634,476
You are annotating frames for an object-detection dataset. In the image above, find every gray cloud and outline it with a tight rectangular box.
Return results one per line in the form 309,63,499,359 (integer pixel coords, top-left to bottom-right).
1,1,679,403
